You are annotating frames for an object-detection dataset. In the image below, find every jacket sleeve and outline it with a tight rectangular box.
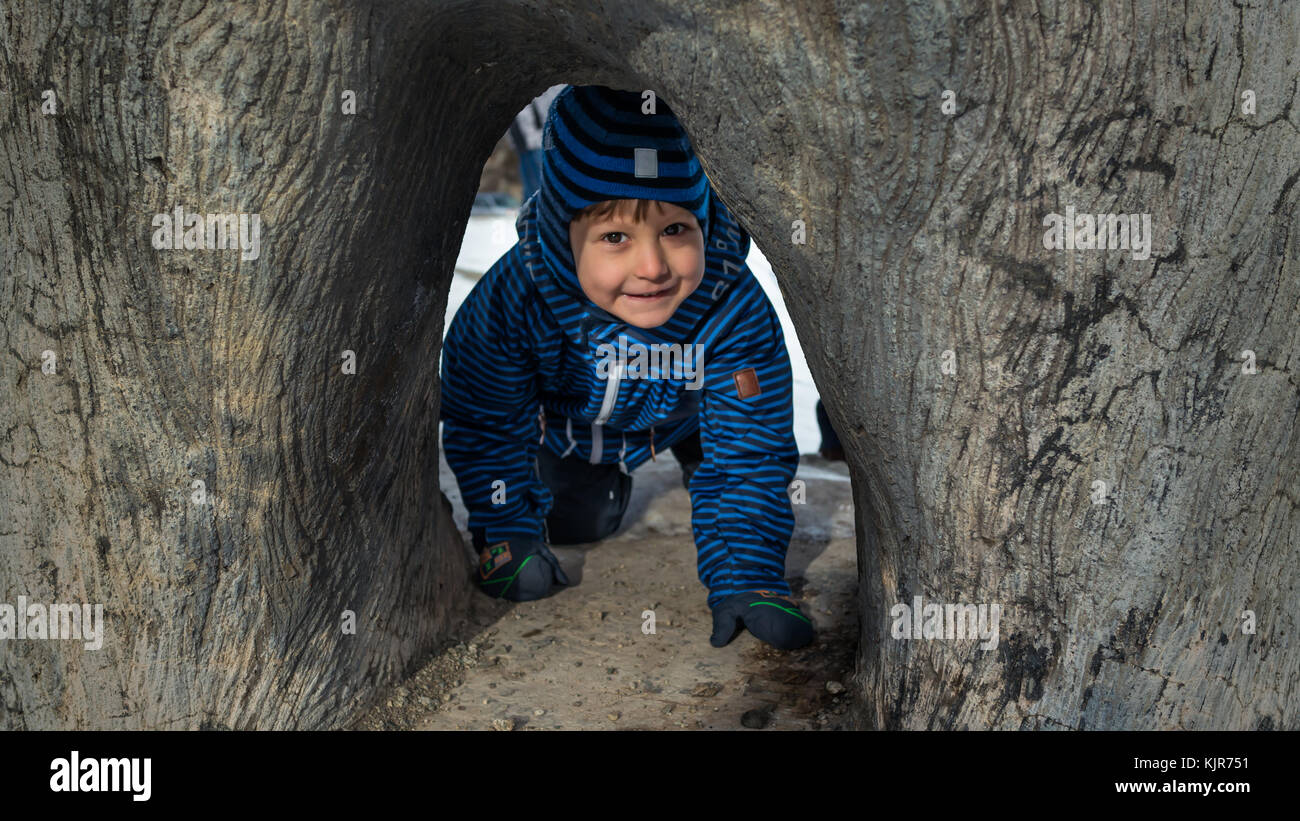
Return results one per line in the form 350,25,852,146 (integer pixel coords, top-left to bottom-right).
689,274,801,608
440,252,552,545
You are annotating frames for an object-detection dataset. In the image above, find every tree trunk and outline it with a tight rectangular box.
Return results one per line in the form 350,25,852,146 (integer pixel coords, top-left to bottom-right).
2,0,1295,729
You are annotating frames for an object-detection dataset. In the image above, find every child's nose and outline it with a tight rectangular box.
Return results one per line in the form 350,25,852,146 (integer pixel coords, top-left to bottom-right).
634,243,671,279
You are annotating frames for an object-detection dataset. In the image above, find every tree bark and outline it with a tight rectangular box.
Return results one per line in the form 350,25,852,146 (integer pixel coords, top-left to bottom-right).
2,0,1295,729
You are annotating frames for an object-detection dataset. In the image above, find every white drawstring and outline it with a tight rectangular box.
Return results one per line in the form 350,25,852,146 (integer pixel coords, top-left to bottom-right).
618,432,628,474
561,417,577,458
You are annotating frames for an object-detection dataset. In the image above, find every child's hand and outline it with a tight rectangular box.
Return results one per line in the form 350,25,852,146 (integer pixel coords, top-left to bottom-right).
474,538,571,602
709,591,815,650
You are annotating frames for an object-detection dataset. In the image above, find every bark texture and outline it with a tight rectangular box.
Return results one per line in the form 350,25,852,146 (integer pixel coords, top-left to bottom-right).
2,0,1296,729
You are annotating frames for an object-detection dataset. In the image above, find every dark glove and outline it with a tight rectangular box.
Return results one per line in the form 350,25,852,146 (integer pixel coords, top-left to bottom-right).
474,537,571,602
709,590,815,650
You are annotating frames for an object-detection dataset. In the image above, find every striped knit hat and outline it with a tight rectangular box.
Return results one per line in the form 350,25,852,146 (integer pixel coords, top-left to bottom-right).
534,85,713,301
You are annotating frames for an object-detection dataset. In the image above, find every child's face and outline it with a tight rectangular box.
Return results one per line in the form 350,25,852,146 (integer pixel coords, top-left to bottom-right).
569,200,705,329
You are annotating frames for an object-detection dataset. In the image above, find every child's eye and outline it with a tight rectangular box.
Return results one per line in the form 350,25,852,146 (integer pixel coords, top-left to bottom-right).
600,224,689,244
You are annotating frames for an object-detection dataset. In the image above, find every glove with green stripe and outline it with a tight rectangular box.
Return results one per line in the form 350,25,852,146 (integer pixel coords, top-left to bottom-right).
474,537,571,602
709,590,815,650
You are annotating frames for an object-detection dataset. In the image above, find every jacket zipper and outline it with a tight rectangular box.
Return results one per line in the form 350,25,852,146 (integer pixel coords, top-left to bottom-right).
590,359,622,463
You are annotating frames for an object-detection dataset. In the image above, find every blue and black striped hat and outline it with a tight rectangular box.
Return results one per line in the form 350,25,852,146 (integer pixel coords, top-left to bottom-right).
534,85,713,298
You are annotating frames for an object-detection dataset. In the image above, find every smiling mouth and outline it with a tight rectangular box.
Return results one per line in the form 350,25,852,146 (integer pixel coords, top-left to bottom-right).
625,285,674,301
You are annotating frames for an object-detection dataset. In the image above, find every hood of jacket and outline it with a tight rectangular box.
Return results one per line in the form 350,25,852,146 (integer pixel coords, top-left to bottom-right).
515,84,753,348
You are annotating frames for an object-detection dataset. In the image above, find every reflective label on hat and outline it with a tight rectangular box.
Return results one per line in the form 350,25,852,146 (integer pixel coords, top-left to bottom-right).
634,147,658,178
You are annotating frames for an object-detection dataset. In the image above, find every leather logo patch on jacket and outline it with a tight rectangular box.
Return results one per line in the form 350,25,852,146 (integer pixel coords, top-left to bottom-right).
733,367,761,400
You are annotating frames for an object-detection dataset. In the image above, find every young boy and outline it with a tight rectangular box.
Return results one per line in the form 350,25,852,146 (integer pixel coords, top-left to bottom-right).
440,84,814,650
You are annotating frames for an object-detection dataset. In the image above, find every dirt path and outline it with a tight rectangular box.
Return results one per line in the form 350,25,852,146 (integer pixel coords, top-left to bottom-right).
352,451,859,730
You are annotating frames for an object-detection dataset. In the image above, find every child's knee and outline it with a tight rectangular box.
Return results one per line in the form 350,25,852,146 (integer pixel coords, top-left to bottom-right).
541,455,633,545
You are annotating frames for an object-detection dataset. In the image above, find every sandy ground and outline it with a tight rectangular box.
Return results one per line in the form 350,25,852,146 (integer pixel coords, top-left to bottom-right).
351,450,860,731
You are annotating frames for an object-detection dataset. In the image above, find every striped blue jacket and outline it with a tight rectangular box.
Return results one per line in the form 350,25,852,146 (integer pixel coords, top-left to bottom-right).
440,192,799,607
